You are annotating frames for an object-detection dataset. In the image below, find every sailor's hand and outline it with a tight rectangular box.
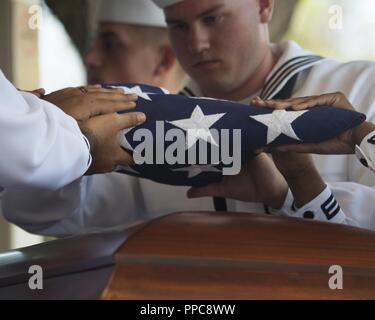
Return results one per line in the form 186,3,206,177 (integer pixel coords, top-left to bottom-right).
80,111,146,175
44,85,138,121
251,92,354,111
252,92,374,154
187,153,288,209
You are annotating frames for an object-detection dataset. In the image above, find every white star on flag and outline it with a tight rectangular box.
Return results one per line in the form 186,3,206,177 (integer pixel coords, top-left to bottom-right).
118,127,135,151
115,85,153,101
250,109,308,144
172,165,222,178
160,87,170,94
168,105,226,149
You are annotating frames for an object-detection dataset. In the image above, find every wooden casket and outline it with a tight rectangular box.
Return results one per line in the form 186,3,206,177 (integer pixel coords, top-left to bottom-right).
1,212,375,300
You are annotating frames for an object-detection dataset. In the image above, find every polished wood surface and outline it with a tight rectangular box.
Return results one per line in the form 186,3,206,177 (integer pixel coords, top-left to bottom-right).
0,223,144,299
102,212,375,300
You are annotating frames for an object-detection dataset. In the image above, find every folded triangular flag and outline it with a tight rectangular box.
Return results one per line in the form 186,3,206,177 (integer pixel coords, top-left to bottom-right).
104,83,365,187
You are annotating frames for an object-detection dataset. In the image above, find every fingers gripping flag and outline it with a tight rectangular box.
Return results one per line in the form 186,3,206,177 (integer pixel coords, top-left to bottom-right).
104,84,365,187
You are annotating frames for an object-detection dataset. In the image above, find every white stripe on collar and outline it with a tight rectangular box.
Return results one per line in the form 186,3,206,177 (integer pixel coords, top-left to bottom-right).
261,56,322,99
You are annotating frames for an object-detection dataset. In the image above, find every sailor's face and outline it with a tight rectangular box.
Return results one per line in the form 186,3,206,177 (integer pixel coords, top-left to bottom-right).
165,0,269,96
84,23,156,85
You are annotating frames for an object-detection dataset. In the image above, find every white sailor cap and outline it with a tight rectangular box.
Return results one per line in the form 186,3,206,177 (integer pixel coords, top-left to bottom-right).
151,0,185,9
98,0,167,28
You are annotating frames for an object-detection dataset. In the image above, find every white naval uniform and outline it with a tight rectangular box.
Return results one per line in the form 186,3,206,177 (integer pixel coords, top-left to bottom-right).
3,41,375,237
0,70,91,189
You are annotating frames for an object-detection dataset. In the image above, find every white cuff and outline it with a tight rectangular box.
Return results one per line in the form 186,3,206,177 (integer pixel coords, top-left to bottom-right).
292,185,347,224
270,186,347,224
356,130,375,173
268,188,294,217
82,134,93,169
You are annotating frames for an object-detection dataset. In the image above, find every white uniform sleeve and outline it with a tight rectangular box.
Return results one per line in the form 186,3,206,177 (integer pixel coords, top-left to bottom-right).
355,130,375,173
2,177,91,237
273,60,375,229
273,136,375,229
328,181,375,230
274,186,358,227
1,173,143,237
0,71,91,189
278,178,375,229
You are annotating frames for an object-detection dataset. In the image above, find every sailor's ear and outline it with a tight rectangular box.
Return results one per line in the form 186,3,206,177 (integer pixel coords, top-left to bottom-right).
153,44,177,77
258,0,274,23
